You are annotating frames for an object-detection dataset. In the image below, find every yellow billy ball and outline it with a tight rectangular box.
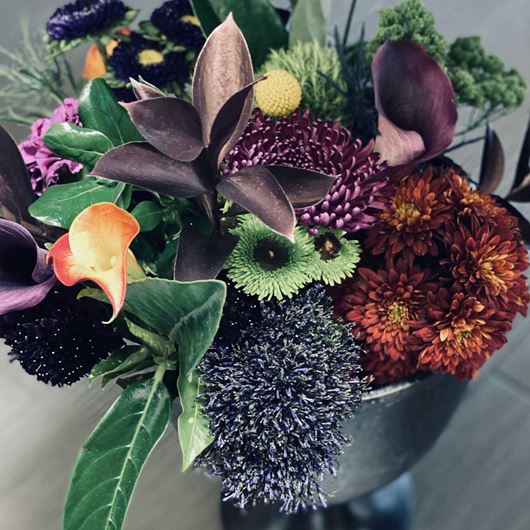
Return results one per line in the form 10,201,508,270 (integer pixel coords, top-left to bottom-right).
255,69,302,118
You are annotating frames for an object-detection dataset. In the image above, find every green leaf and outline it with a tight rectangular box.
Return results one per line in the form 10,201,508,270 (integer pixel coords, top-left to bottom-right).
289,0,332,47
44,123,114,170
28,178,127,228
79,79,142,147
125,318,174,356
131,201,166,232
63,369,171,530
177,369,213,470
125,278,226,376
193,0,288,68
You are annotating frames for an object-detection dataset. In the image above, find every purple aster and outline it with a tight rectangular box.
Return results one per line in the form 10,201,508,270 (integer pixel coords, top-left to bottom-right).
108,32,189,87
18,98,83,196
223,109,392,233
151,0,205,49
46,0,129,41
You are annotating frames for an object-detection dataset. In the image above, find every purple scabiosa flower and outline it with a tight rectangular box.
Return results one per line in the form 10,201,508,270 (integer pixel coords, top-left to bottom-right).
198,285,364,513
151,0,205,49
223,109,392,234
108,32,189,87
0,219,56,316
0,286,124,386
46,0,129,41
19,98,83,196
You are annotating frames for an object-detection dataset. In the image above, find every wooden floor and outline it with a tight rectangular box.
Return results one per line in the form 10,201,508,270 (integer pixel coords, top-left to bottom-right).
1,1,529,529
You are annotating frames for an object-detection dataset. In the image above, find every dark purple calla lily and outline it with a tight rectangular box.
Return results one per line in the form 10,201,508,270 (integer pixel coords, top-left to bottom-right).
92,15,335,281
372,40,458,167
0,219,56,316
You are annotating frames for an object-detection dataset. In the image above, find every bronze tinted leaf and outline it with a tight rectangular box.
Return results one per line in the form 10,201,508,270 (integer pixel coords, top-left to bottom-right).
0,124,35,223
478,123,504,194
209,81,257,168
513,116,530,191
217,165,295,241
192,14,253,148
130,78,166,100
92,142,213,198
123,97,204,162
174,225,238,281
507,172,530,202
265,165,336,208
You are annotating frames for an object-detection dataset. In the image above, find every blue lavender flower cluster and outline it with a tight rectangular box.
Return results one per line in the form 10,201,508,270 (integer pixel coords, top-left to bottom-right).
198,285,364,513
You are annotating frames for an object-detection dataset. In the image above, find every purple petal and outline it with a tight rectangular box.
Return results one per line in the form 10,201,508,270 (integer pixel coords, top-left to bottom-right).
122,97,204,163
0,219,55,315
372,40,457,166
92,142,214,198
192,14,254,148
217,166,296,241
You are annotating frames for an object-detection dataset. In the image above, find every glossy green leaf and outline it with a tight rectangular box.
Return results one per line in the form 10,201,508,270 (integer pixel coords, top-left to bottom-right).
125,278,226,376
63,370,171,530
131,201,166,232
28,178,127,228
192,0,288,68
289,0,332,47
125,318,174,356
177,368,213,470
79,79,143,147
44,123,114,170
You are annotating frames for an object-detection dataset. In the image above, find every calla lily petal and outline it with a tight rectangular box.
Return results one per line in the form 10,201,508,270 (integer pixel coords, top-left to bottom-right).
372,40,457,166
0,219,56,315
47,203,140,322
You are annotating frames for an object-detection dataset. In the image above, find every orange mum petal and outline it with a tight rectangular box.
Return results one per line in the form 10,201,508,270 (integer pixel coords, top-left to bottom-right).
48,203,140,322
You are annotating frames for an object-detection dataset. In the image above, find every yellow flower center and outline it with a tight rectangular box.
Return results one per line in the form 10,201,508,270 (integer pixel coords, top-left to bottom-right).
387,301,409,325
180,14,201,26
255,69,302,118
138,49,164,66
393,201,422,230
478,253,510,294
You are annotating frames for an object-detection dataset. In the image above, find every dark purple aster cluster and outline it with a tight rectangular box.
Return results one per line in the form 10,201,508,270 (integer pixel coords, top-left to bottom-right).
0,287,124,387
198,285,363,513
46,0,128,41
151,0,205,49
223,109,392,234
108,32,189,86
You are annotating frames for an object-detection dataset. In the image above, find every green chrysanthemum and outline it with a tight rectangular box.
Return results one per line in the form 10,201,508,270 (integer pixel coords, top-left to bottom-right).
226,216,316,300
311,230,361,286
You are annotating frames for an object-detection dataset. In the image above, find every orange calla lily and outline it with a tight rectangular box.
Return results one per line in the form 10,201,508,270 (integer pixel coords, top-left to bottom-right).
47,203,141,323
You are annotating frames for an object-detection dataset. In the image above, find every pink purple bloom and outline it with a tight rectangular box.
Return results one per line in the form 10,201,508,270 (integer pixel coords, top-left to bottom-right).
223,109,392,233
19,98,83,196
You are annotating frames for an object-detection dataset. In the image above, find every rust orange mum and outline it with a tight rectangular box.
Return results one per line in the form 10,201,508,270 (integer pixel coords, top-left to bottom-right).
334,257,436,384
365,167,453,258
47,203,141,322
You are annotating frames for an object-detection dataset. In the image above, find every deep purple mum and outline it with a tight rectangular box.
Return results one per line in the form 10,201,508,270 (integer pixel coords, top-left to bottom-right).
151,0,205,49
46,0,128,41
223,109,391,233
19,98,83,196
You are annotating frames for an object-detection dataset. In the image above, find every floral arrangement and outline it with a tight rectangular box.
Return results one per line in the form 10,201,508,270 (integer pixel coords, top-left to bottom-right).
1,0,529,528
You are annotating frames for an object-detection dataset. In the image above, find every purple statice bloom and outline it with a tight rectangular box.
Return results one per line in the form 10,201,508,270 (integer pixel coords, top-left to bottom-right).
19,98,83,196
223,109,392,234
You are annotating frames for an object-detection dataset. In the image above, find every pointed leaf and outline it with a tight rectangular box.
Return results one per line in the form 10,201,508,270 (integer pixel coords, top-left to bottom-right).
190,0,220,35
44,123,114,170
217,166,296,241
125,278,226,375
265,165,336,208
79,79,143,146
174,224,238,281
506,172,530,202
289,0,332,47
372,40,457,166
131,201,165,232
123,98,204,162
92,142,213,198
0,124,35,223
131,78,166,100
514,116,530,191
478,123,504,194
28,178,127,229
209,81,257,168
177,369,213,470
63,375,171,530
192,14,253,148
